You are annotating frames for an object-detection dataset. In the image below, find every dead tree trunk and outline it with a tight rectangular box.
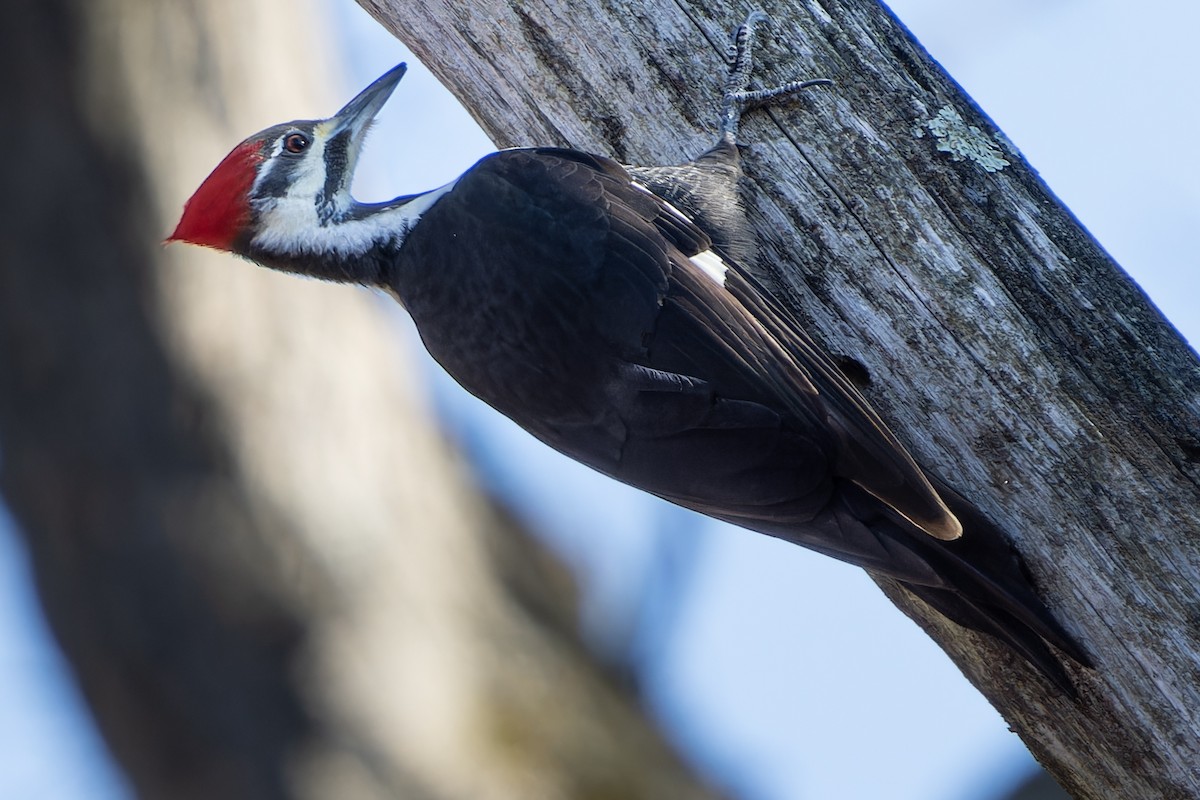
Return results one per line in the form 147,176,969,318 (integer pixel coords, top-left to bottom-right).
0,1,727,798
356,0,1200,796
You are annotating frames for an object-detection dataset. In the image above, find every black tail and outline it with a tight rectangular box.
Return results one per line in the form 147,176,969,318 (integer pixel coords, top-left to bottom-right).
897,479,1091,694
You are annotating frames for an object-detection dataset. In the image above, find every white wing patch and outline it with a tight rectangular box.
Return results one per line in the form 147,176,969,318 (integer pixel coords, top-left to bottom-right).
690,249,729,287
631,182,729,288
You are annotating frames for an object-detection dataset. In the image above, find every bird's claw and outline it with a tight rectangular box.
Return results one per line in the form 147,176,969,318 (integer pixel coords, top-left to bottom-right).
720,11,832,141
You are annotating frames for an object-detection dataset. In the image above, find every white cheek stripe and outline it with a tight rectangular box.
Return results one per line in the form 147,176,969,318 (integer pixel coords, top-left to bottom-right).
690,249,729,287
252,179,457,257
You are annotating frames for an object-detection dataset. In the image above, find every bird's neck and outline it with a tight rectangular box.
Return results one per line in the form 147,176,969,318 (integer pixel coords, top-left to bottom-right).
247,183,455,285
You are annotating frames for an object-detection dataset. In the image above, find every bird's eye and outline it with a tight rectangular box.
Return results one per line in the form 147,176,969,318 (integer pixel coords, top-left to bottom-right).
283,133,310,154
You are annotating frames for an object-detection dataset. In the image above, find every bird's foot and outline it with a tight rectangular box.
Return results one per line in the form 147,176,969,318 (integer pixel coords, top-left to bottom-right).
720,11,832,141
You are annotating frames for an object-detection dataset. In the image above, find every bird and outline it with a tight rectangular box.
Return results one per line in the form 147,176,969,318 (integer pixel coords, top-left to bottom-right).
169,13,1088,691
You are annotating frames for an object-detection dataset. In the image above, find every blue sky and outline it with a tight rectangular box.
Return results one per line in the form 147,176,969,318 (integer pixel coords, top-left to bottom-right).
0,1,1195,798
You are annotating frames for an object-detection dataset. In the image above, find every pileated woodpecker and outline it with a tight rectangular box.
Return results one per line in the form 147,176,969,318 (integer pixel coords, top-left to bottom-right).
171,15,1087,690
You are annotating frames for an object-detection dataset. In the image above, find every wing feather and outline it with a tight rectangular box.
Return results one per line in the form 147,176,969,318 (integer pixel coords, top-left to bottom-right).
613,173,962,541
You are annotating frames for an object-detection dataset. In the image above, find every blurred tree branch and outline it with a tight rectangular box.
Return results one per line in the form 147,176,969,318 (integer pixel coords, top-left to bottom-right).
0,1,727,798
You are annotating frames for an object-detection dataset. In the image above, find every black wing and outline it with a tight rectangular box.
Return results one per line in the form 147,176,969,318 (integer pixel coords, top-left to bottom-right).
399,146,958,551
599,159,964,544
392,146,1086,688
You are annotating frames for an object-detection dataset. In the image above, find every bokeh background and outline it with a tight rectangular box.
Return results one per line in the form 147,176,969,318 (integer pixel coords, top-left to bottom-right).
0,0,1194,798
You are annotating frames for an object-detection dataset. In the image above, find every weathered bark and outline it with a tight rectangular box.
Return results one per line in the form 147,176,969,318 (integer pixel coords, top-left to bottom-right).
356,0,1200,797
0,1,726,798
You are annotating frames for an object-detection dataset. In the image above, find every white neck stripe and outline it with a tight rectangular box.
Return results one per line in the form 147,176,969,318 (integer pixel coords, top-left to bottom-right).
251,180,457,258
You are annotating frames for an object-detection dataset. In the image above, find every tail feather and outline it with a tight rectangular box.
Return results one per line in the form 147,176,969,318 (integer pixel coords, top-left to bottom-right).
902,581,1078,694
897,478,1091,691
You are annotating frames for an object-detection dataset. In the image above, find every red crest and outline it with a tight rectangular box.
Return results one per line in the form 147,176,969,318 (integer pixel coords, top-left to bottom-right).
168,139,266,251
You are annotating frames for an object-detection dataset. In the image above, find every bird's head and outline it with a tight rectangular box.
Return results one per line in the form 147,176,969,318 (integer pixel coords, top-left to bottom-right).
168,63,407,262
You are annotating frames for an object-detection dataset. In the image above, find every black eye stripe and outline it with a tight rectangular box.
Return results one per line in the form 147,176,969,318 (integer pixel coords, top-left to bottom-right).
256,159,295,199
